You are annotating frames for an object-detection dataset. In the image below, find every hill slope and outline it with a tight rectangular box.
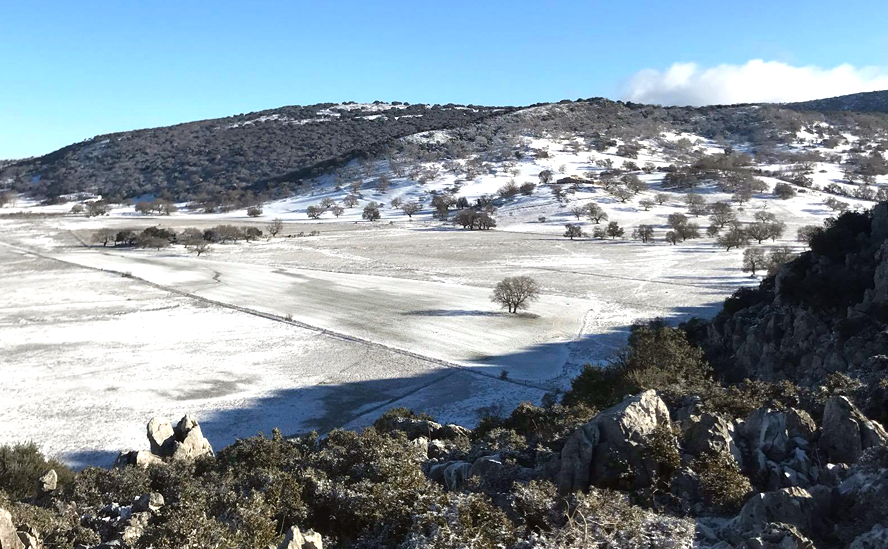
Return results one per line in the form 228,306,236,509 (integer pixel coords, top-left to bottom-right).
785,89,888,113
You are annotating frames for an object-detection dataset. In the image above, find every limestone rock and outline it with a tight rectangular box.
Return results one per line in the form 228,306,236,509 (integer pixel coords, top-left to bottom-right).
443,461,472,490
557,390,670,494
36,469,57,495
147,417,176,457
741,408,790,470
557,421,598,495
279,525,322,549
850,524,888,549
684,413,743,467
732,487,823,535
437,424,471,440
15,527,38,549
427,439,448,460
132,493,164,514
820,396,888,464
0,508,23,549
470,454,503,478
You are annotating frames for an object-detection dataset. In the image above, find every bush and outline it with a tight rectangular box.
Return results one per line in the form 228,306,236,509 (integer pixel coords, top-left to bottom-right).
0,443,74,500
692,452,752,513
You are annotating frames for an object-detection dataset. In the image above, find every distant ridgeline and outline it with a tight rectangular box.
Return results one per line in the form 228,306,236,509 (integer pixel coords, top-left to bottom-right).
2,91,888,210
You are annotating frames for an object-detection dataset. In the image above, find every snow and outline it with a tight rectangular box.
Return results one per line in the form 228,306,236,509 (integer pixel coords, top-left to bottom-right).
3,121,886,468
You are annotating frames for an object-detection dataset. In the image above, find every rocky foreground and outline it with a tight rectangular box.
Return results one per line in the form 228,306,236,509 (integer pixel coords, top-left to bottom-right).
2,384,887,548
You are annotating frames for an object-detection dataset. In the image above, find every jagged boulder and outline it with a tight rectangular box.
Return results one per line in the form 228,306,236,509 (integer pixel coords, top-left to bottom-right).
0,509,23,549
147,417,176,457
741,408,790,469
36,469,57,495
278,525,322,549
471,455,503,478
115,450,165,468
15,527,39,549
835,467,888,544
683,413,743,466
557,390,670,494
132,493,164,514
427,439,448,460
171,415,214,460
730,487,828,537
443,461,473,491
820,396,888,464
850,524,888,549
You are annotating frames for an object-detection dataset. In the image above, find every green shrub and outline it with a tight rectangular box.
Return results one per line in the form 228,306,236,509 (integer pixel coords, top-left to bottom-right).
564,321,715,409
693,452,752,513
0,442,74,500
65,465,151,507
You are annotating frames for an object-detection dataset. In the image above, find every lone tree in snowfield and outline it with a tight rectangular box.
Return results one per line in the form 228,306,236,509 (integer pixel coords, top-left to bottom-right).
491,276,540,314
267,218,283,237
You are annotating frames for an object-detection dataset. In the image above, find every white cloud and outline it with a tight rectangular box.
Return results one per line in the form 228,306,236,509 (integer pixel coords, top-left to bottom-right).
622,60,888,106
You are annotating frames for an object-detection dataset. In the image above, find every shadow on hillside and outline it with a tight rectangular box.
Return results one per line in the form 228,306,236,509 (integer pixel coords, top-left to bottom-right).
58,300,727,469
402,309,532,318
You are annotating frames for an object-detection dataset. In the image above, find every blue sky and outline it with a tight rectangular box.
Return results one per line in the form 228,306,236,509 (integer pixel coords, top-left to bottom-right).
2,0,887,158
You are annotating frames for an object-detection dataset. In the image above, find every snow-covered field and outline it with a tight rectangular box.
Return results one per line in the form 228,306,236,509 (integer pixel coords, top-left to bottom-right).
1,128,884,468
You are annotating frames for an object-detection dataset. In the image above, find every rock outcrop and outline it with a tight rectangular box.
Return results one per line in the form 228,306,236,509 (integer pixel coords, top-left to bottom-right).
118,414,214,466
820,396,888,464
278,525,323,549
558,390,670,494
0,509,23,549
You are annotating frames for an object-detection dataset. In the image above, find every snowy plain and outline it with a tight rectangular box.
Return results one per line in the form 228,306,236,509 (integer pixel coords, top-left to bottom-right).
1,125,884,467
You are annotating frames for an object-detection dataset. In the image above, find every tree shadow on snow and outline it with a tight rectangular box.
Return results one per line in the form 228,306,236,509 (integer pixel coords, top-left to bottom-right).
58,299,729,469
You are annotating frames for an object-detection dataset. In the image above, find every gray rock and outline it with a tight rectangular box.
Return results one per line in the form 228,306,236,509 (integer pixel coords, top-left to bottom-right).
684,413,743,466
410,436,429,457
785,408,816,442
742,408,790,470
36,469,57,494
427,440,448,460
132,493,164,513
279,525,322,549
147,417,176,457
170,416,214,460
443,461,472,490
557,390,670,494
733,487,822,535
0,508,23,549
470,455,503,478
437,424,471,440
556,421,599,495
15,527,38,549
820,396,888,464
390,418,443,440
850,524,888,549
116,450,165,468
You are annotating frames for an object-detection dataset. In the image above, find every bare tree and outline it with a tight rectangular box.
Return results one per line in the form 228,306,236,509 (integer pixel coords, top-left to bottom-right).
343,194,359,208
91,228,117,247
306,205,324,219
766,246,798,275
685,193,707,216
491,276,540,314
742,247,766,275
563,223,585,240
247,205,263,217
570,206,584,220
331,205,345,218
654,193,670,205
267,218,283,237
746,222,771,244
639,199,655,211
191,240,211,257
401,202,421,218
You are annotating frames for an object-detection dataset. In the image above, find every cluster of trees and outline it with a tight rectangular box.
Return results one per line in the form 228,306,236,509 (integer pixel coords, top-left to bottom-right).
90,222,275,255
134,199,178,215
69,200,112,217
454,209,496,230
741,246,798,276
